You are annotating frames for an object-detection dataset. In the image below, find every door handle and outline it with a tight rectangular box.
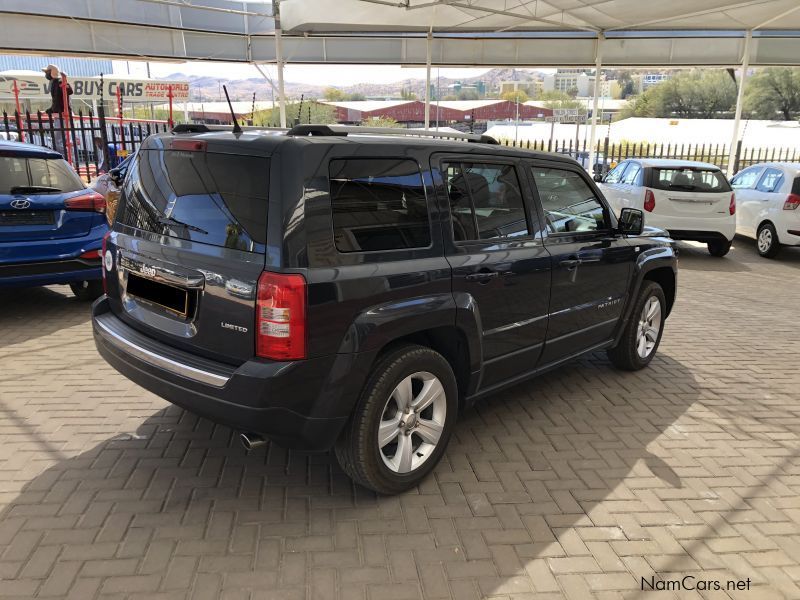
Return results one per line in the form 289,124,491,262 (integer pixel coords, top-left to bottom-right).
559,258,582,270
465,270,499,283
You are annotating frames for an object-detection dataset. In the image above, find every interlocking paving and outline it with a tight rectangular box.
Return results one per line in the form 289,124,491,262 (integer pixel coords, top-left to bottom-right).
1,237,799,599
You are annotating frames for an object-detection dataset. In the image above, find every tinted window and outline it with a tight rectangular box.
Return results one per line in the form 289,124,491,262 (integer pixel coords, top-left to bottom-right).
731,167,762,189
0,156,84,194
443,162,528,241
329,158,430,253
117,151,269,252
532,167,608,233
622,163,641,185
651,167,730,193
756,168,784,193
604,161,628,184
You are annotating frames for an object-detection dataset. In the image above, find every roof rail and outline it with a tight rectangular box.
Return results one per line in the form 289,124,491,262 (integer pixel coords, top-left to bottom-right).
171,124,288,134
286,124,498,145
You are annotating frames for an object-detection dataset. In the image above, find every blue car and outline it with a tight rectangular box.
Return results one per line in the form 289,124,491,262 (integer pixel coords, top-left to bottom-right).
0,140,109,300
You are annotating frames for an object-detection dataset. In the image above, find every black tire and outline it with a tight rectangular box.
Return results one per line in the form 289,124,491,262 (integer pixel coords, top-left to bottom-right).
69,280,103,301
606,281,666,371
707,239,732,257
335,344,458,495
756,222,781,258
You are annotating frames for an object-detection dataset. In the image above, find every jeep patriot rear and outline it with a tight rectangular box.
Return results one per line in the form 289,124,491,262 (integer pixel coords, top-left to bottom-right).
93,124,677,494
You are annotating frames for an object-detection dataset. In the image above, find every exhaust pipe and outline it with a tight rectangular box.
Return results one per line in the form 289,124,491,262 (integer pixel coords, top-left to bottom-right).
239,432,267,451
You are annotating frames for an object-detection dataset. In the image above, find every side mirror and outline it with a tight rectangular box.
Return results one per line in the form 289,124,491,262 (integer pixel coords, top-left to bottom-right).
618,208,644,236
109,168,122,185
593,172,604,183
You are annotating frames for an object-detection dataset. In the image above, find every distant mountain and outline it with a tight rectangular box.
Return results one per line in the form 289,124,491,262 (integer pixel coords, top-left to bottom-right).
164,68,545,103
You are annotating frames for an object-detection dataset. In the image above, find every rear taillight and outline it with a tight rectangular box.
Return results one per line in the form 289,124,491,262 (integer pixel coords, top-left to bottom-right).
729,193,736,215
101,231,111,294
644,189,656,212
170,139,207,152
256,272,307,361
79,249,102,260
783,193,800,210
65,191,106,213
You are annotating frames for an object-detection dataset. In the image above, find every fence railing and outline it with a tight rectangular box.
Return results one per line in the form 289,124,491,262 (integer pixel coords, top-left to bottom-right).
1,110,171,182
497,136,800,173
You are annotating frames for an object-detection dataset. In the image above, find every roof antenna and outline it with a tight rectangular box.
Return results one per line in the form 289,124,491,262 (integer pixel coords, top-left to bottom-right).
223,85,242,134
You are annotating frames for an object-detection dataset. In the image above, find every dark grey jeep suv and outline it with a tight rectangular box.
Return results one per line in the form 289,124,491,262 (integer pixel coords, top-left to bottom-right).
93,124,677,494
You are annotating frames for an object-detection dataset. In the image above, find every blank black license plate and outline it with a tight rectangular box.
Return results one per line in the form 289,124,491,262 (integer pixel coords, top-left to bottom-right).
126,272,189,317
0,210,55,226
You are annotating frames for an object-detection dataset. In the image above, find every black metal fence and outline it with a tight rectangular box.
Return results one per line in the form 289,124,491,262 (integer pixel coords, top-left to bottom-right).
2,110,170,182
499,136,800,174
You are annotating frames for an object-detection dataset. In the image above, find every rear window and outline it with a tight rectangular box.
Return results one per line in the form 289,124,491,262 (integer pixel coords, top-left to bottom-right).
792,176,800,196
651,167,730,193
116,150,269,252
0,156,84,194
329,158,431,252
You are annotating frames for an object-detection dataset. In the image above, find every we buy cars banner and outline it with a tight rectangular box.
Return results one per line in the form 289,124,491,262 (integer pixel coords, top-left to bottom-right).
0,72,189,102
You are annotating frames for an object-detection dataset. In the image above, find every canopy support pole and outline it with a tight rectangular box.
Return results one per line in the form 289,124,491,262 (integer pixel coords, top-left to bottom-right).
424,31,432,130
274,0,287,128
728,30,752,177
588,33,603,179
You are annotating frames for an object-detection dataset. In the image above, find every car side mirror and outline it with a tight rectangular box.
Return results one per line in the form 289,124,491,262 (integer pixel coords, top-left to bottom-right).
593,173,604,183
109,168,122,185
618,208,644,236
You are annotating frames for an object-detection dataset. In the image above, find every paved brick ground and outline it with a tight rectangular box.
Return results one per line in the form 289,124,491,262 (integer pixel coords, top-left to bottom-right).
1,237,800,600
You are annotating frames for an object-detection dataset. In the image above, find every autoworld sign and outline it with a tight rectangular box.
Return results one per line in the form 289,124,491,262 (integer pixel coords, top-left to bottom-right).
0,73,189,102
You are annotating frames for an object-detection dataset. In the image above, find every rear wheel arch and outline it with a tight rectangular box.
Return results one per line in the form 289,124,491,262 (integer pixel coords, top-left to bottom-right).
757,219,779,242
372,326,473,410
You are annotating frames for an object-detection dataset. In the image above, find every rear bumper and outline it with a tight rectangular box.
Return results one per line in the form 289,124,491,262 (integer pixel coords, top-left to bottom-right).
645,214,736,242
667,230,731,244
0,258,102,288
92,297,356,451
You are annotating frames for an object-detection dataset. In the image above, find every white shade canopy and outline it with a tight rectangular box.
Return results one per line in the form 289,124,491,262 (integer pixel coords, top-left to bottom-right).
280,0,800,33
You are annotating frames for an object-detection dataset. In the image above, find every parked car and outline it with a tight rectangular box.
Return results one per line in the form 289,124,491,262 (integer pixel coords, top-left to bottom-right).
90,154,133,223
92,124,677,494
0,140,108,299
730,162,800,258
0,124,20,142
557,148,609,176
599,159,736,256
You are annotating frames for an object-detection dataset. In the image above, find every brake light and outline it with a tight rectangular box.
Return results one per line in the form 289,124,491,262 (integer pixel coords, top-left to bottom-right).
644,189,656,212
784,193,800,210
79,249,102,260
170,139,207,152
256,272,307,361
729,193,736,215
101,231,111,293
65,191,106,213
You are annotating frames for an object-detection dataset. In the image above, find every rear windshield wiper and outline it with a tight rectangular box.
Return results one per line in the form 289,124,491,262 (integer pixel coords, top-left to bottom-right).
157,215,208,235
9,185,62,194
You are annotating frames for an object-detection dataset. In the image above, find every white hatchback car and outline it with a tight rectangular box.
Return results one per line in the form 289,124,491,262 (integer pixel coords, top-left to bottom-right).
730,162,800,258
599,159,736,256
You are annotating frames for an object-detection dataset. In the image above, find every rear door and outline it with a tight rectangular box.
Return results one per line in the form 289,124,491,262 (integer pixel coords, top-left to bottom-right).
731,165,764,236
434,154,551,391
528,160,635,364
750,167,787,230
0,153,100,243
614,161,644,213
108,143,270,364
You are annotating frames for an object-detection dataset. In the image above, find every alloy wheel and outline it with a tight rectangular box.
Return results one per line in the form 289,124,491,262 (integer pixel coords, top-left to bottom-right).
378,371,446,474
636,296,662,359
758,228,773,254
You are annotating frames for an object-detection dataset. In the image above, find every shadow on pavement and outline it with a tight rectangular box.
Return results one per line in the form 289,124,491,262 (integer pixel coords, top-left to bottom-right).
0,286,93,350
0,351,701,598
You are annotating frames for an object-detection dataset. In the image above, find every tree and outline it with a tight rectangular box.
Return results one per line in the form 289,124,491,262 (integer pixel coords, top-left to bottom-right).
457,89,480,101
745,67,800,121
253,101,335,127
362,116,399,128
323,87,346,101
538,90,583,110
400,88,418,100
617,70,736,119
501,90,529,103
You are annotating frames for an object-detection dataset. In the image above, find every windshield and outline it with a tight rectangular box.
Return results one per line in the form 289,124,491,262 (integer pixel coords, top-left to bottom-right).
1,156,84,194
651,167,730,193
116,150,269,252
